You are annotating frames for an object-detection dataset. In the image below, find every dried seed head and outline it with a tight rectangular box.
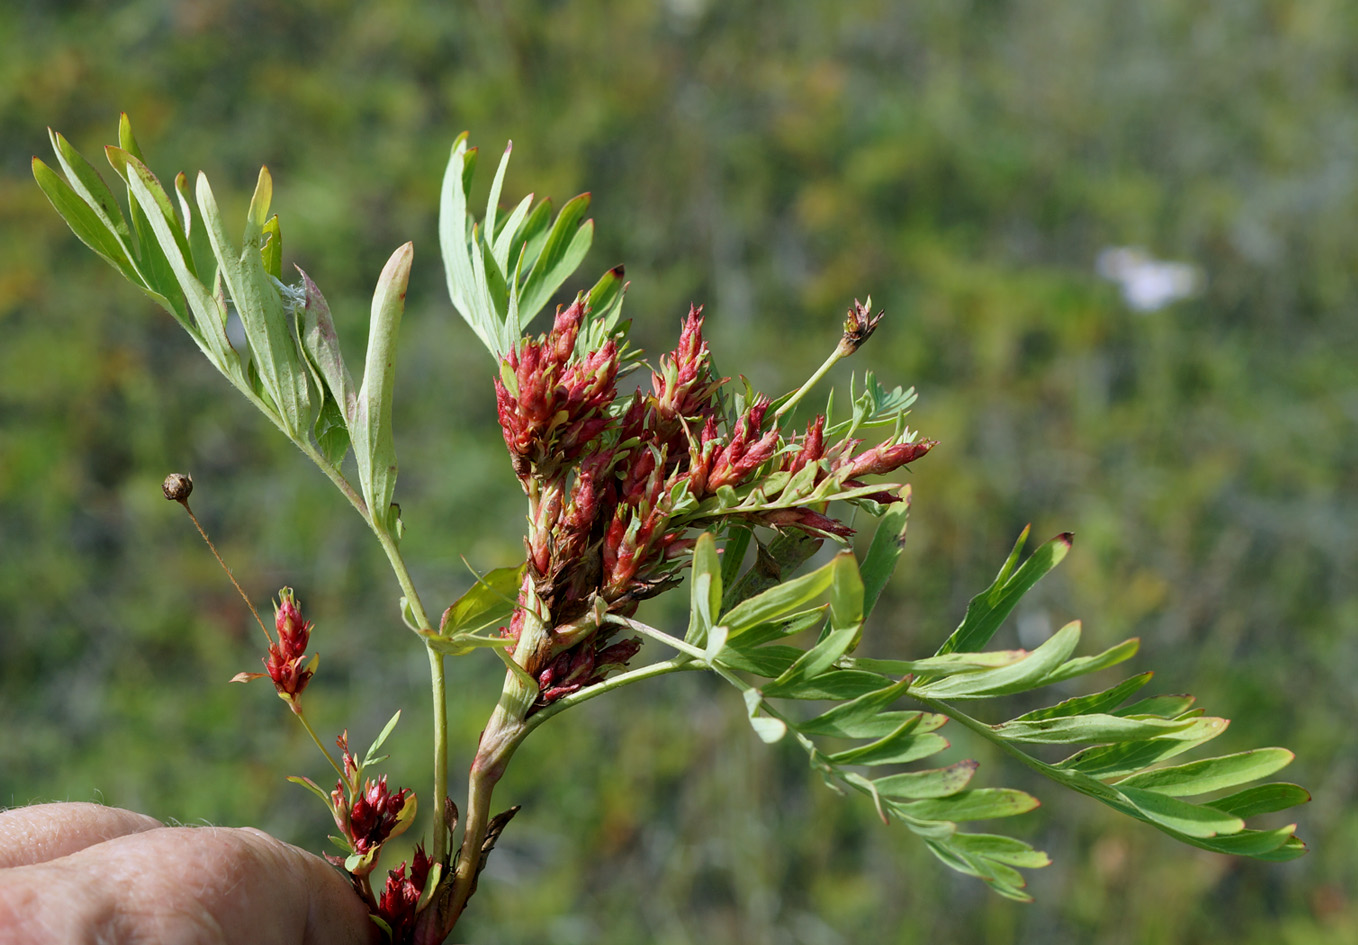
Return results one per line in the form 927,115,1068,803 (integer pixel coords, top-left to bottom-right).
162,472,193,503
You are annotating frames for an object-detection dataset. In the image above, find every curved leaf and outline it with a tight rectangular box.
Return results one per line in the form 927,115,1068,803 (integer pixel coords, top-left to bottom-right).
353,242,413,528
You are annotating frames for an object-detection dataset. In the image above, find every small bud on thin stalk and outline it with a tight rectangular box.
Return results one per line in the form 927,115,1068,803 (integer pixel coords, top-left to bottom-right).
775,297,885,422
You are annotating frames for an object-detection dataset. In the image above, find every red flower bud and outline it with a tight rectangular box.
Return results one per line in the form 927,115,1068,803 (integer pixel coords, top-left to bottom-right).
231,587,315,707
345,775,415,861
837,438,937,480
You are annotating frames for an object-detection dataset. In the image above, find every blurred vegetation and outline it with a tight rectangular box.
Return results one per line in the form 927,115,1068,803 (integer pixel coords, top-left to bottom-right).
2,1,1355,943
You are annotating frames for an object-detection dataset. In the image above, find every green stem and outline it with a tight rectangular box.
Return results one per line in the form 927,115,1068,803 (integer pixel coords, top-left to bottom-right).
366,518,451,868
608,616,770,705
523,657,701,735
426,644,449,864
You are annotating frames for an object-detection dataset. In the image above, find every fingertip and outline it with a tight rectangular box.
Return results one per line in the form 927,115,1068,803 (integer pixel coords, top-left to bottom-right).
0,802,162,868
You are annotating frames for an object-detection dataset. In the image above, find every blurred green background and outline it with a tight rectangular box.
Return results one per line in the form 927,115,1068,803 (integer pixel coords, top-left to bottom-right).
2,1,1354,942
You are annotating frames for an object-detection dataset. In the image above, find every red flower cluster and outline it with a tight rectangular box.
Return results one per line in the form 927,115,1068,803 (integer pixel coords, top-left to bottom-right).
493,301,933,707
230,588,315,709
376,846,435,941
328,732,417,877
494,298,619,479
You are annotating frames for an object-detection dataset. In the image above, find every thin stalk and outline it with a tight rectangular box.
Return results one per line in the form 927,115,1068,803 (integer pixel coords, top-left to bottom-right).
608,615,768,704
293,706,345,780
172,499,270,644
775,346,847,422
523,657,701,734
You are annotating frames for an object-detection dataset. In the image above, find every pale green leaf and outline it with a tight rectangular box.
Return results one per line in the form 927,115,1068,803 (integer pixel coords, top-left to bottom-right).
846,650,1030,676
762,624,861,698
796,678,917,739
828,726,949,766
1206,782,1311,818
1015,673,1153,722
1040,637,1140,685
1058,716,1229,779
914,621,1082,698
873,761,977,800
1115,748,1294,797
363,711,402,768
1113,693,1197,718
297,268,356,425
33,157,141,289
992,713,1199,744
889,788,1039,823
686,532,722,646
518,192,593,327
352,242,413,528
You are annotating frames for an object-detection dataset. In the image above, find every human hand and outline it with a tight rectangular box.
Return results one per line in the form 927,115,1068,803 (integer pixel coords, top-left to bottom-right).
0,802,379,945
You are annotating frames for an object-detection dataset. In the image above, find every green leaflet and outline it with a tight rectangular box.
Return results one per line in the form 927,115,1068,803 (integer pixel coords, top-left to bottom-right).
49,129,131,242
1057,716,1230,779
1114,748,1295,797
887,788,1040,824
1207,782,1311,818
1113,693,1197,717
106,146,188,322
913,621,1083,699
685,531,722,647
173,170,217,283
859,484,911,618
796,679,917,738
122,161,241,379
720,554,839,639
1013,673,1154,721
935,529,1072,656
991,713,1199,745
1117,786,1245,838
516,192,593,328
742,687,787,744
363,710,403,768
196,168,314,435
761,624,862,698
846,650,1029,676
440,135,498,354
297,268,356,466
430,563,526,655
871,761,978,800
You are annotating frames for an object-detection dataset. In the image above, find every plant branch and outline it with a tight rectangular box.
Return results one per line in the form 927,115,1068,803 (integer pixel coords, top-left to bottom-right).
522,657,703,735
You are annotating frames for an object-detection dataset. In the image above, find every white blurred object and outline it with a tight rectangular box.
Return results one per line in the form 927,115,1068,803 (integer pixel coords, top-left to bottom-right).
1096,246,1203,312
